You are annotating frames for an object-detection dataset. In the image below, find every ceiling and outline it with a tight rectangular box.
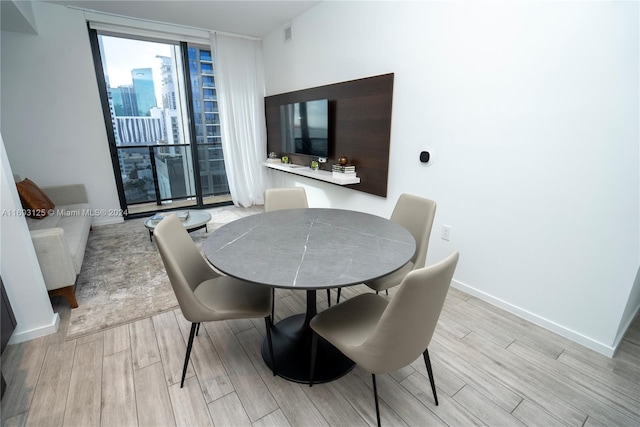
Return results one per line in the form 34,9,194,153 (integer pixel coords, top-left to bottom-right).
45,0,322,37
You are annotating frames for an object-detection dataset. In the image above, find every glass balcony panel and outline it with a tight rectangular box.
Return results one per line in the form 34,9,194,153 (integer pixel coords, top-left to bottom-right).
153,146,196,200
117,147,155,204
197,145,228,196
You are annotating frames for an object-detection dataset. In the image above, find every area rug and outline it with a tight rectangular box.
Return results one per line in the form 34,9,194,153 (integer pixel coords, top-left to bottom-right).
66,205,262,340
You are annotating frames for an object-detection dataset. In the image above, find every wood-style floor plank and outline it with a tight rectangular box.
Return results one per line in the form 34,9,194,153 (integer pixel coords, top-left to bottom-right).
327,373,409,427
129,317,161,370
101,350,137,427
506,339,640,425
207,392,252,427
558,347,640,405
152,310,194,386
438,330,587,426
103,324,130,357
511,399,568,427
2,412,27,427
134,362,176,427
0,339,48,421
174,311,234,403
353,365,446,426
63,338,103,427
429,335,524,413
235,327,329,426
452,385,525,426
168,376,213,427
204,320,278,422
464,296,567,359
252,409,292,427
441,299,515,349
24,340,76,427
400,371,484,427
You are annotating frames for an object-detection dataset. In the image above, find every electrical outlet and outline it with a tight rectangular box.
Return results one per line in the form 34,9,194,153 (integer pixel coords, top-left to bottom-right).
441,225,452,241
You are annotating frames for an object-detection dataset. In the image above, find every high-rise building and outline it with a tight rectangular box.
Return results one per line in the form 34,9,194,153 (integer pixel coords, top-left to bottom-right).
131,68,157,116
114,114,163,145
111,85,138,116
156,55,177,110
188,46,228,196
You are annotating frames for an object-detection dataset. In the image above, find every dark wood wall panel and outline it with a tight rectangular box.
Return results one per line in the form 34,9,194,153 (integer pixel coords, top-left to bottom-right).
265,73,394,197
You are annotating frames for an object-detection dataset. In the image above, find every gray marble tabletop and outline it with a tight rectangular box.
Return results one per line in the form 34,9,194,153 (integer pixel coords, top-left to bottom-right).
203,208,416,290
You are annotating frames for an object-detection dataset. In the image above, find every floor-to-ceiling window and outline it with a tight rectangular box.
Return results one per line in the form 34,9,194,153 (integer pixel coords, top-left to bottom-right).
90,31,231,217
187,46,230,200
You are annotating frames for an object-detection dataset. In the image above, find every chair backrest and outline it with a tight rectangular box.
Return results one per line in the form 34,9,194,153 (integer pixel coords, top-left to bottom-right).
154,214,218,322
264,187,308,212
390,194,437,269
359,251,459,374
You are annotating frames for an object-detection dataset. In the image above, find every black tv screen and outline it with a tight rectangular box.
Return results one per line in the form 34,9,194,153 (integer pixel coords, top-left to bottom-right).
280,99,329,158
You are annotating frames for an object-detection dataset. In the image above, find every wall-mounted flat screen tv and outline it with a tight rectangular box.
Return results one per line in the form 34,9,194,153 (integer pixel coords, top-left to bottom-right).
280,98,329,158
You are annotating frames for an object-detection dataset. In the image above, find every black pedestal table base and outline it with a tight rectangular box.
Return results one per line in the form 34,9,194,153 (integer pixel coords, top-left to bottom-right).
262,289,355,384
261,313,355,384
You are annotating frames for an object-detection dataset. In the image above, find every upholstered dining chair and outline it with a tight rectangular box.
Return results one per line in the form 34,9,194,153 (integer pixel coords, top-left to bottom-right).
154,214,276,387
336,193,436,304
264,187,336,316
310,251,459,427
264,187,308,212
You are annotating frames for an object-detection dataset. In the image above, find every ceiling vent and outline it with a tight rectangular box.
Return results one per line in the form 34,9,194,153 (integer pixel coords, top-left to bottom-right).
284,25,292,42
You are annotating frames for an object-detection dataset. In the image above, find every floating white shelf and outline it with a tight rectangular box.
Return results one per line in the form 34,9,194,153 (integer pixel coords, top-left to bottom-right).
263,162,360,185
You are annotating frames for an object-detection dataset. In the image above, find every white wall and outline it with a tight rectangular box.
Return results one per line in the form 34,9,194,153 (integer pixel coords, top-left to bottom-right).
0,2,121,342
1,1,121,227
1,134,59,343
262,1,640,355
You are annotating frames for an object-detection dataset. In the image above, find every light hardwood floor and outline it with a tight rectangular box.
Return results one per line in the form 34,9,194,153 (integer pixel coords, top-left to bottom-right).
2,283,639,426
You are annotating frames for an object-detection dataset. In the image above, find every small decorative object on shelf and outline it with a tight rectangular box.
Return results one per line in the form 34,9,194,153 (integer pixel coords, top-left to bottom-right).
332,164,356,173
337,156,349,166
311,160,319,171
332,163,356,178
266,152,281,163
281,155,289,164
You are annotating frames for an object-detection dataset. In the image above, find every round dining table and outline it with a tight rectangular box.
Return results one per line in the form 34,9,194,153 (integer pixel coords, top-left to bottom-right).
203,208,416,384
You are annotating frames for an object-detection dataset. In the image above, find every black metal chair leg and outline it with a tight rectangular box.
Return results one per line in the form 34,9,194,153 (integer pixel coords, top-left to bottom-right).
196,322,200,336
327,289,332,307
336,288,342,304
271,289,275,321
423,348,438,405
264,316,276,376
385,290,388,296
309,332,318,387
372,373,381,427
181,323,197,388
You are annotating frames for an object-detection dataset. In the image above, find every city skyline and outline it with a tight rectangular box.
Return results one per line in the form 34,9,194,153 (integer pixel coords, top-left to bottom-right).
100,36,172,108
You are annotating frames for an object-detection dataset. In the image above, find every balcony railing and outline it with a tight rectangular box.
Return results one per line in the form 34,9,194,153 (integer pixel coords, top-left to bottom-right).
116,143,229,207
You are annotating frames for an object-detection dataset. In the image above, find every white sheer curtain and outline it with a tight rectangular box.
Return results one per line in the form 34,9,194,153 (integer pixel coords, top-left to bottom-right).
210,33,267,207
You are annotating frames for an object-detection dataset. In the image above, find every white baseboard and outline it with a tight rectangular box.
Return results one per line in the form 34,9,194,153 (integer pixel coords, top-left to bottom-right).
611,302,640,356
451,279,616,358
8,312,60,345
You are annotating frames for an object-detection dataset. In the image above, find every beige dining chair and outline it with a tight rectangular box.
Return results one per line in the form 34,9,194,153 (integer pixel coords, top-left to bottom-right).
310,251,459,426
336,193,437,304
264,187,336,315
154,214,276,386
